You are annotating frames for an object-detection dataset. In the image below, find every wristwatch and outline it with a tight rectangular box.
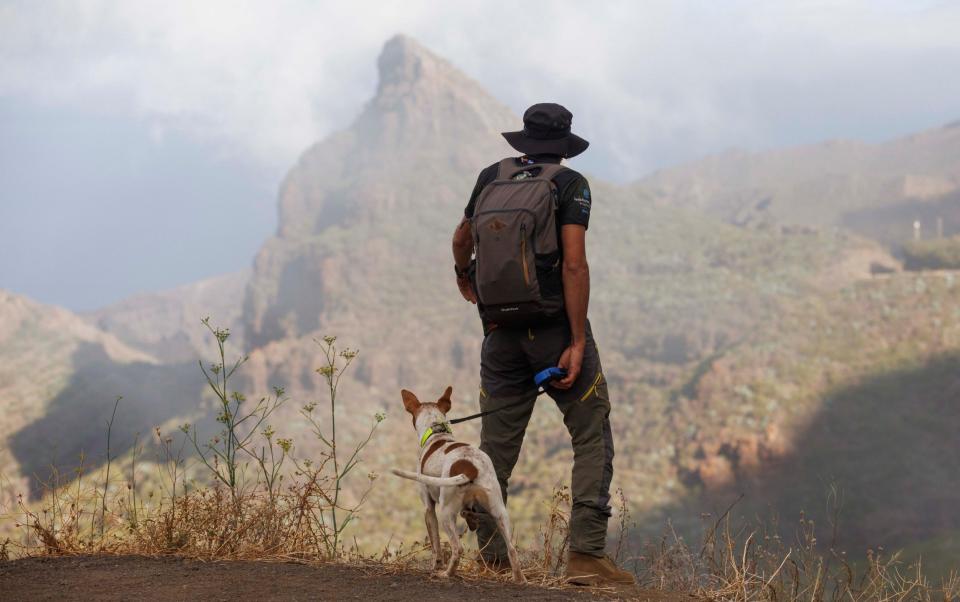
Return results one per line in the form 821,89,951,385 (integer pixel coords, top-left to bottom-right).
454,264,469,279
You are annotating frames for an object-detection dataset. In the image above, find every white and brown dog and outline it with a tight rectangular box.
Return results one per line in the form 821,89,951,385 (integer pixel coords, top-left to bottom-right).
390,387,523,582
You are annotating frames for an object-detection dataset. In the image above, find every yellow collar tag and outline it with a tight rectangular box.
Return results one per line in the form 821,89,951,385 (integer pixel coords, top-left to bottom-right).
420,423,452,447
420,427,433,447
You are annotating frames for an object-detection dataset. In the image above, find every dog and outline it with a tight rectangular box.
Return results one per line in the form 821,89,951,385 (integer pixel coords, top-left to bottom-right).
390,387,524,582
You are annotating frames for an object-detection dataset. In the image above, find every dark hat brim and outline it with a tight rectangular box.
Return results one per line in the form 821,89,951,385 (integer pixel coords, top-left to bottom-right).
501,130,590,159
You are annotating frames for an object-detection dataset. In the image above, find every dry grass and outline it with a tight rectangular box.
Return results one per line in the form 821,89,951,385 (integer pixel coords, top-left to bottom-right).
5,437,960,601
626,497,960,601
10,467,959,601
3,325,959,601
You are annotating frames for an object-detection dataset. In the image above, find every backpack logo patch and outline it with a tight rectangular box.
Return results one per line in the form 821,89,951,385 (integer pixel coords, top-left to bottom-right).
488,218,508,232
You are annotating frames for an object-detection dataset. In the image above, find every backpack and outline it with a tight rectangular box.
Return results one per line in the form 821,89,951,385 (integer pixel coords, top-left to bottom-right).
469,158,567,327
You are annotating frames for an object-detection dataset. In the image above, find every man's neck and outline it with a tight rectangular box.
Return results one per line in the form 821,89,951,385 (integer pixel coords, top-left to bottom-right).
521,153,563,165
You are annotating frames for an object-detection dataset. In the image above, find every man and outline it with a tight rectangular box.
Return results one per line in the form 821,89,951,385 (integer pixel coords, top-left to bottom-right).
451,103,634,586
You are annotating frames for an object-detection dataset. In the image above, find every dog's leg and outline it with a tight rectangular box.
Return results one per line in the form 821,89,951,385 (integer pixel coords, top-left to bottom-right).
437,493,462,578
419,487,442,570
488,497,525,583
425,506,442,570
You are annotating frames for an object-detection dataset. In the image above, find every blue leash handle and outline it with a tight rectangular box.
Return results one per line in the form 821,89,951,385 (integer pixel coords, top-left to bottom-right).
534,366,568,391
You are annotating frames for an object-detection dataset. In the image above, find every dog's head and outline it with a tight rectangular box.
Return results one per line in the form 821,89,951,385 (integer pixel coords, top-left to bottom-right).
400,386,452,433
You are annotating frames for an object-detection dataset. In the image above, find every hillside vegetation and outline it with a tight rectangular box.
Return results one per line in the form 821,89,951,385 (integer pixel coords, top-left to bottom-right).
663,272,960,558
0,291,164,505
902,235,960,270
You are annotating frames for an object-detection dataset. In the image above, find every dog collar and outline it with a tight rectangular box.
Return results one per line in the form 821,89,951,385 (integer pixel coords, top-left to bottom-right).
420,422,452,448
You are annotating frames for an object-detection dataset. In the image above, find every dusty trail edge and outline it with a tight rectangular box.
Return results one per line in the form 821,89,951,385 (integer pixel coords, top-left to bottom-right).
0,554,690,601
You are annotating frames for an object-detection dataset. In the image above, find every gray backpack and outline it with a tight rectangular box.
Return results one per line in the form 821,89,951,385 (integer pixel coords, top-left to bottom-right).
469,158,567,326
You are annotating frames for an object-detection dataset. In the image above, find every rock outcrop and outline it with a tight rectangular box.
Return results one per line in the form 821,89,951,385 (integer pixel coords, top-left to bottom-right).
243,35,516,349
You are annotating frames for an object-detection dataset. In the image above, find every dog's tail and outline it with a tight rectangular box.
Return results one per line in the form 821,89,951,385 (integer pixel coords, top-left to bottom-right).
390,468,471,487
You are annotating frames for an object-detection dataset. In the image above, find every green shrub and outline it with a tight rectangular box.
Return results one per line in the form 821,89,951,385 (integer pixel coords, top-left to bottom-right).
902,236,960,270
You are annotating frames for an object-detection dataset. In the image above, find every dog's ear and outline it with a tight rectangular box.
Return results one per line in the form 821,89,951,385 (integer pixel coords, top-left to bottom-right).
437,386,453,414
401,389,421,415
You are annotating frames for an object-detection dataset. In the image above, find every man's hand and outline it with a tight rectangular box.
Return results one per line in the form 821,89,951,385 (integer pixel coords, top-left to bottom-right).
457,275,477,304
554,341,585,389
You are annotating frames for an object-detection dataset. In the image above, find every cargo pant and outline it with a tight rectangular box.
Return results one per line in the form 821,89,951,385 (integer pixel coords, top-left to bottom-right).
475,319,614,559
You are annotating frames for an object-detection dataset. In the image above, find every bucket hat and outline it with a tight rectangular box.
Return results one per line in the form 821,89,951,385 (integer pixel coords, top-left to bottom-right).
502,103,589,159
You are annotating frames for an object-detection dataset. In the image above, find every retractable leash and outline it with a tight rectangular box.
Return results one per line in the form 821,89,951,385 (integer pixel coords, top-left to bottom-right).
447,367,567,425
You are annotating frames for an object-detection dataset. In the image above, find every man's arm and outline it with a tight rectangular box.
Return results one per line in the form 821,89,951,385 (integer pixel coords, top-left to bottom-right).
452,217,477,304
454,164,498,304
555,223,589,389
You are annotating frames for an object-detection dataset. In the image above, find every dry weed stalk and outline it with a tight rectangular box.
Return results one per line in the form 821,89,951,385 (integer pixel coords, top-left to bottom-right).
538,485,571,576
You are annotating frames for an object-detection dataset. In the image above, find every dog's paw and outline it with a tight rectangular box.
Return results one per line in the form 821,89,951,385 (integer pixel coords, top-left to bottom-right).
434,570,451,579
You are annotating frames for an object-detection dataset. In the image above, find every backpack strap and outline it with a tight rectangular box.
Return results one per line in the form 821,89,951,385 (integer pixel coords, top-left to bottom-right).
495,157,523,181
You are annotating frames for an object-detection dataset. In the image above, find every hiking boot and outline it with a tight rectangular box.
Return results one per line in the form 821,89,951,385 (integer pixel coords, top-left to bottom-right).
565,551,636,586
459,508,481,532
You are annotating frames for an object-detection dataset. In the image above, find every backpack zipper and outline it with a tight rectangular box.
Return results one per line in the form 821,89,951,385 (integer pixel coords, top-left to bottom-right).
520,223,531,286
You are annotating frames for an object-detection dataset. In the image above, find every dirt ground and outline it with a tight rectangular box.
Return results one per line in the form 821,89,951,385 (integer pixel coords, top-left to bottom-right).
0,555,688,601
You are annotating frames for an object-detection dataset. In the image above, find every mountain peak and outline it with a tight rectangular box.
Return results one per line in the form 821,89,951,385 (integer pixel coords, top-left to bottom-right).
373,33,495,106
377,34,436,88
246,36,518,345
357,34,517,153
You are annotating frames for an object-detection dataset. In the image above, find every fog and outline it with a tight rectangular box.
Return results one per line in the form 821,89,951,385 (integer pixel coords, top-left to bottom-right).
2,0,959,309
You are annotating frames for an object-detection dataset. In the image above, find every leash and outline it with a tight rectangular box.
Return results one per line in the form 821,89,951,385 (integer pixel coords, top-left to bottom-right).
448,367,566,425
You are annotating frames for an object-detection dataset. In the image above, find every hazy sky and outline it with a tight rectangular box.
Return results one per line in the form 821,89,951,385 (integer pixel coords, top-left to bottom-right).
2,1,960,310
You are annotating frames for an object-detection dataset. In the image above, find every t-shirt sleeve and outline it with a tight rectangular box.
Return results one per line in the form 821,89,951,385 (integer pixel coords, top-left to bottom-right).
557,175,592,229
464,164,499,218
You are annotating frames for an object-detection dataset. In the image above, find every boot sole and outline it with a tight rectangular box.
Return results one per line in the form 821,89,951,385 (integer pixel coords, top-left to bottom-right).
566,575,600,587
566,573,637,587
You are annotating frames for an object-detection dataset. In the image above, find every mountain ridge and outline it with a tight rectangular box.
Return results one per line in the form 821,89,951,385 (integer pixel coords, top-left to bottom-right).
633,119,960,239
84,270,248,362
0,288,159,501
